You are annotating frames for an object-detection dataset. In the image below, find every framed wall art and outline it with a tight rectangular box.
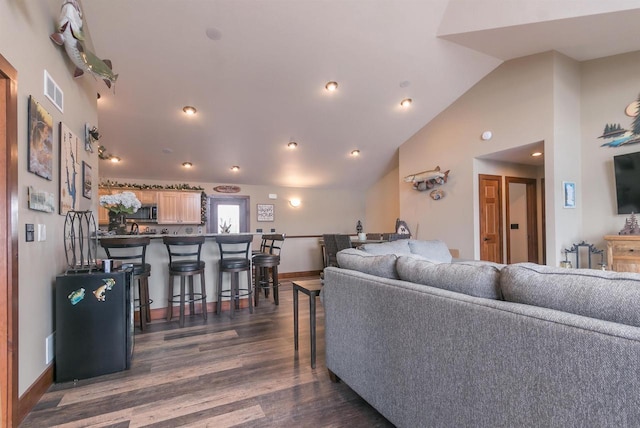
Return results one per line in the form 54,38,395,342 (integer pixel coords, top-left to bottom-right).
82,161,92,199
257,204,274,222
27,96,53,180
59,122,79,214
27,186,55,213
563,181,576,209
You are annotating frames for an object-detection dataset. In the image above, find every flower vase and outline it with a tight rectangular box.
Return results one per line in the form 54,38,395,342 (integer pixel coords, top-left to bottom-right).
108,211,127,235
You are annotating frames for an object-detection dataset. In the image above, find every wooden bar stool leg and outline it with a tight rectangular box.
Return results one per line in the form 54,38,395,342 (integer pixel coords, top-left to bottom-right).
200,271,208,320
217,271,223,315
272,265,279,305
188,276,195,316
166,275,174,321
137,277,146,331
179,276,186,328
254,267,261,307
247,269,253,314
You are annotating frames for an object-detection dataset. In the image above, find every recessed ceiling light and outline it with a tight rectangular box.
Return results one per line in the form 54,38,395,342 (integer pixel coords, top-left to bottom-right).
96,92,101,100
288,141,298,149
325,81,338,91
531,152,543,157
182,106,197,115
182,162,193,168
110,156,121,163
351,149,360,156
400,98,412,108
231,165,240,172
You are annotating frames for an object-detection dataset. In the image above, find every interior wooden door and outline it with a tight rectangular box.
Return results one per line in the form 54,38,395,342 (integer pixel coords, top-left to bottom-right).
479,174,503,263
0,53,19,428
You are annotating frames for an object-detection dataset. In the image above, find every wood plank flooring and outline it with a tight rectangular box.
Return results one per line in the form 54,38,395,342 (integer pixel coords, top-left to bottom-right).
21,279,393,427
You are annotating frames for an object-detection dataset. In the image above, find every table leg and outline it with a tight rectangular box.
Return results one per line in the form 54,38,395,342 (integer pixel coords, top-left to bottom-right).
310,292,316,369
293,286,299,351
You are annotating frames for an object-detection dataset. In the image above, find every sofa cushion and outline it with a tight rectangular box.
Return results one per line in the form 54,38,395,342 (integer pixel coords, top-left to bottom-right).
396,256,503,299
407,239,452,263
361,239,411,256
501,263,640,328
336,248,399,279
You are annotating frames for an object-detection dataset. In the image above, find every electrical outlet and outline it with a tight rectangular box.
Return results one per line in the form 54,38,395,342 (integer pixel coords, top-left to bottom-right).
45,333,54,364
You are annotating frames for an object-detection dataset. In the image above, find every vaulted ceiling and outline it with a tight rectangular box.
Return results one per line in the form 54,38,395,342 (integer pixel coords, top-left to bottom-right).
84,0,640,190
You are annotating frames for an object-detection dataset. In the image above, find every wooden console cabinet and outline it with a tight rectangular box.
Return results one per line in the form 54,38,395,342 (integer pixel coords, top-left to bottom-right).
604,235,640,273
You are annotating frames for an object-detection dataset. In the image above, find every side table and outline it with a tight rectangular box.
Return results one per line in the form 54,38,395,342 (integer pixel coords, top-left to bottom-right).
293,279,323,368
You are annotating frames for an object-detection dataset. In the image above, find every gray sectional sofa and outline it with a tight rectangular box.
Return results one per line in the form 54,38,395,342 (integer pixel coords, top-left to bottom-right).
323,240,640,428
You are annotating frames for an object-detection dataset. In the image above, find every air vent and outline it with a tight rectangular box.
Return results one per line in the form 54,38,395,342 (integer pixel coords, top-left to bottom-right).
44,70,63,113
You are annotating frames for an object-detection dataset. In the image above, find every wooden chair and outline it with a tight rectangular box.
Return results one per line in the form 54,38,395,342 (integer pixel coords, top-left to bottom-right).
252,234,285,306
163,236,207,327
216,234,254,317
100,237,152,331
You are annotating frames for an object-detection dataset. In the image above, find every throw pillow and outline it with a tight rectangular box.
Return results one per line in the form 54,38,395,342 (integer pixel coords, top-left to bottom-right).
501,263,640,328
336,248,399,279
396,256,503,299
361,240,411,256
407,239,452,263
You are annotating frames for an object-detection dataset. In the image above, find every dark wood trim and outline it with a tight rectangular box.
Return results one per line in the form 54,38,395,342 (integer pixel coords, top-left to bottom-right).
505,177,538,264
0,52,19,428
17,365,52,423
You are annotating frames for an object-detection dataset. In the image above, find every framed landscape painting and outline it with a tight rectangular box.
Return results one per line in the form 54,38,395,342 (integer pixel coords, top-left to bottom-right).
27,96,53,180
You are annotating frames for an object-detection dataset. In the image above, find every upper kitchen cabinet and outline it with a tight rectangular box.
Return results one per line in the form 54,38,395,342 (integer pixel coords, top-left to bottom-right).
157,191,202,224
133,190,157,205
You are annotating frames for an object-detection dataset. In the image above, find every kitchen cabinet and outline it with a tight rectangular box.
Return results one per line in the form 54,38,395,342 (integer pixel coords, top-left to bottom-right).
97,188,112,225
604,235,640,273
157,191,202,224
133,190,157,205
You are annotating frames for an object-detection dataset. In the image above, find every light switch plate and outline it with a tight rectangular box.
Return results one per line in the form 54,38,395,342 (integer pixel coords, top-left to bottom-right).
268,194,277,199
37,224,46,241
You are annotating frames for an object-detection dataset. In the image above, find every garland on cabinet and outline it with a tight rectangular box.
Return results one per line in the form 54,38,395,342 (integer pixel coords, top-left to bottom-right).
99,180,204,191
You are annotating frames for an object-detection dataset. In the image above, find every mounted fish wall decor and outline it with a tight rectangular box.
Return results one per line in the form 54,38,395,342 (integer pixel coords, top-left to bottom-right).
599,93,640,147
50,0,119,88
403,166,450,192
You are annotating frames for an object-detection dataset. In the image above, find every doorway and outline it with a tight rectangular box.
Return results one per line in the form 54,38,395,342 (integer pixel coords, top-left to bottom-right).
0,53,19,428
505,177,538,264
479,174,503,263
208,195,250,233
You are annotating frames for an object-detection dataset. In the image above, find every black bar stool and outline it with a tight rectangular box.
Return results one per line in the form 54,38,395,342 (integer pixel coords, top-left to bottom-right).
252,233,285,306
216,234,253,317
100,237,152,331
163,236,207,327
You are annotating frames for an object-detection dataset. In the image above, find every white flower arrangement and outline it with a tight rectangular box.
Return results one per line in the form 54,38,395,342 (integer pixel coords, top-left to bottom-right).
99,191,141,214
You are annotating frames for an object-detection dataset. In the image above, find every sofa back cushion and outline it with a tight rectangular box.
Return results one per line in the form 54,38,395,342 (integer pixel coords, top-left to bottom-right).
336,248,399,279
501,263,640,328
407,239,452,263
396,256,503,299
361,239,411,255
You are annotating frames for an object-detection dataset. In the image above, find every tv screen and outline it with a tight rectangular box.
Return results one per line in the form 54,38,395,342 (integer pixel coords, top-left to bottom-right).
614,151,640,214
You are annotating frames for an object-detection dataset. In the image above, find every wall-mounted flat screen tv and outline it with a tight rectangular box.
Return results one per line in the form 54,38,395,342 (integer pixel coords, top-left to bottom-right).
614,151,640,214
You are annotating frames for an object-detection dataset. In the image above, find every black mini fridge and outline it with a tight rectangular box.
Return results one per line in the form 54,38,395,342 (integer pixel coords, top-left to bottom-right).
55,269,134,382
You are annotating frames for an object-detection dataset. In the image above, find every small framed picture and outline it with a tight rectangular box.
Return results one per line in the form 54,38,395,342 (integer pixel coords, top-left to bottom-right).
563,181,576,209
82,161,92,199
257,204,274,222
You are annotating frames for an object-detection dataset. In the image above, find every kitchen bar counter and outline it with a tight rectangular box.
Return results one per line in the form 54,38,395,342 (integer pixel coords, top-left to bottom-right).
96,233,257,321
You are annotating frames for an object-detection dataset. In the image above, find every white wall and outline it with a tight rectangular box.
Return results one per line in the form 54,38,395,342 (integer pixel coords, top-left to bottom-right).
365,164,400,233
580,51,640,250
400,52,554,259
1,1,99,394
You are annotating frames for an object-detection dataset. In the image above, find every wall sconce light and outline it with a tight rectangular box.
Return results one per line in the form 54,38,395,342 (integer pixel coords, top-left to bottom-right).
289,198,301,207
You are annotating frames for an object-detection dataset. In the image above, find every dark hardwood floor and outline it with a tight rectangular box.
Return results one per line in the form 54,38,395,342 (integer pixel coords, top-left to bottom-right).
21,278,393,427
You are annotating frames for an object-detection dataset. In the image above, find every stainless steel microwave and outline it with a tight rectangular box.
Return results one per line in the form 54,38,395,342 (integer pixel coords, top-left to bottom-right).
126,205,157,222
